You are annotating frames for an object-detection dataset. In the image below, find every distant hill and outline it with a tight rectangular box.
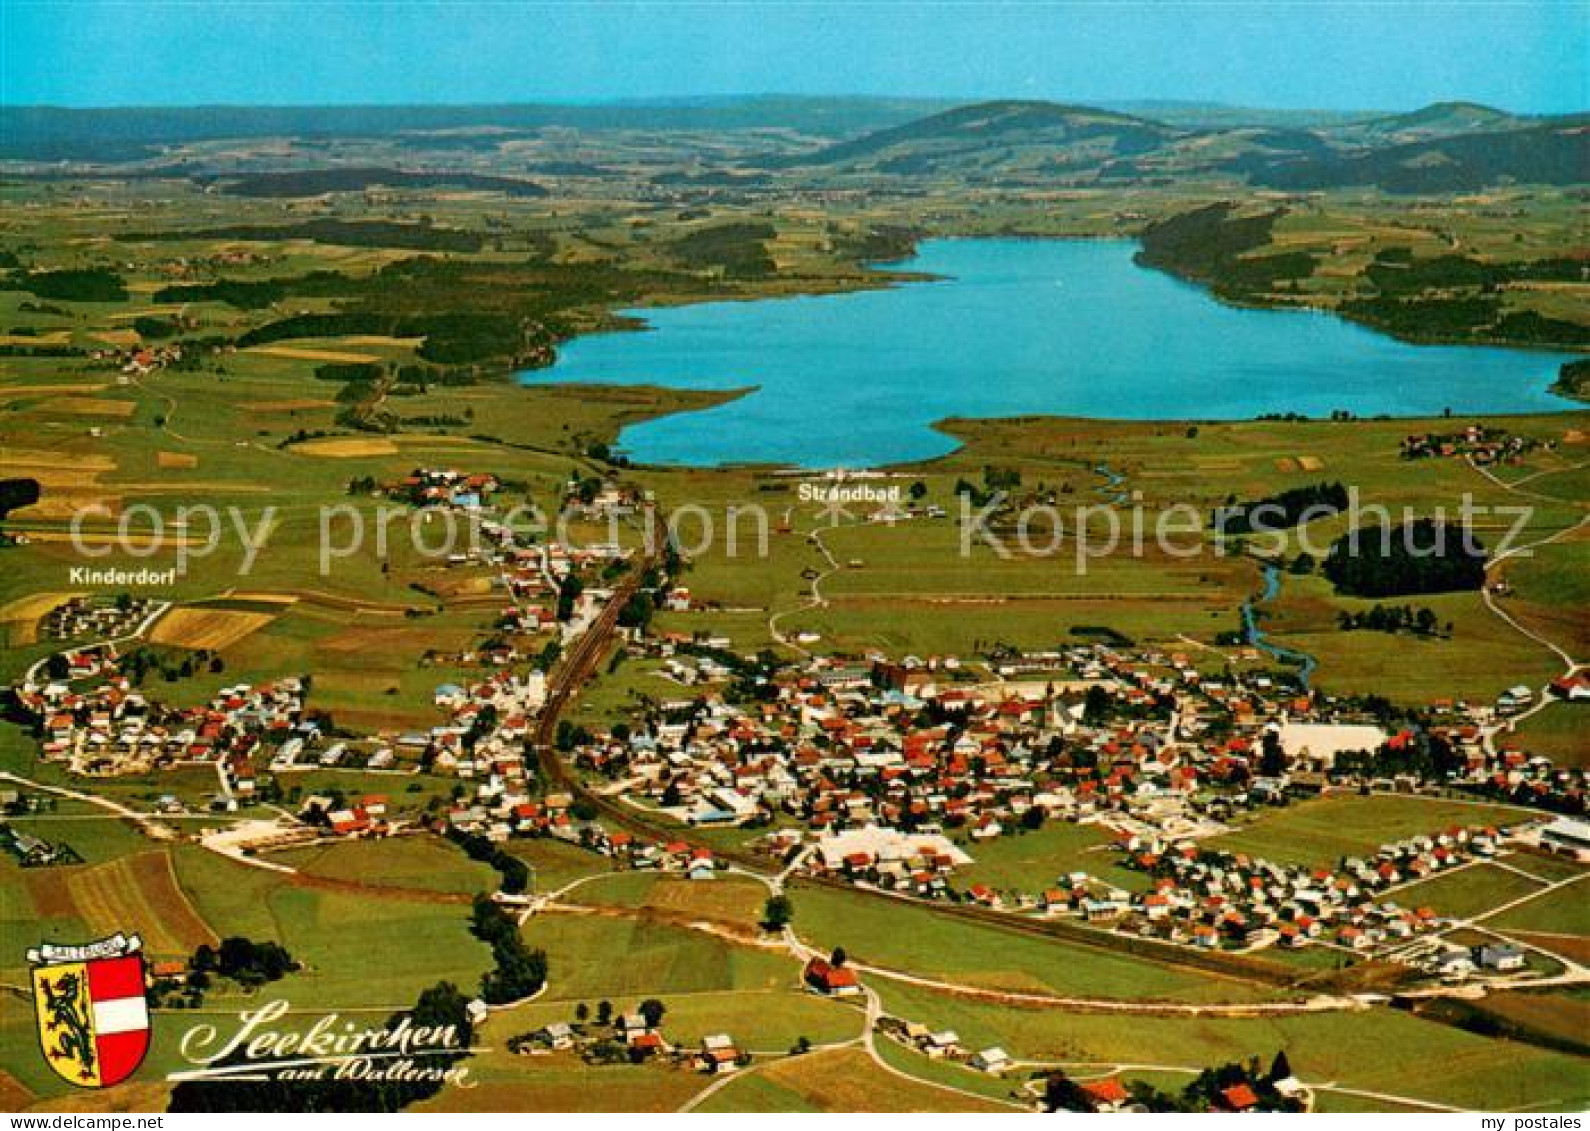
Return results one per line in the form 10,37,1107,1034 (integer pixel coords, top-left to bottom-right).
769,100,1181,175
213,166,548,198
1100,100,1381,131
771,98,1585,192
1329,101,1533,145
3,96,1581,195
1248,116,1590,193
0,96,951,162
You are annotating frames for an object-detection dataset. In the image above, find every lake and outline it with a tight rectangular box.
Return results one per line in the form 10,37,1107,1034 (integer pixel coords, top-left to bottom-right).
523,238,1574,468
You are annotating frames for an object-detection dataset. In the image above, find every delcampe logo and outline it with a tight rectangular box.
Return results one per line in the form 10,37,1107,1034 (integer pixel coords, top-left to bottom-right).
29,933,151,1088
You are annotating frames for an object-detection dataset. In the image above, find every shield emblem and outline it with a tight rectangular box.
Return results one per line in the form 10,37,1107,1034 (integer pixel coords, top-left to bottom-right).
30,941,150,1088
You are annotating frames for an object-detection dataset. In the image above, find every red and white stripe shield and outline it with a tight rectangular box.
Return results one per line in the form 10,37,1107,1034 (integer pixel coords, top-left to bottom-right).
85,954,151,1087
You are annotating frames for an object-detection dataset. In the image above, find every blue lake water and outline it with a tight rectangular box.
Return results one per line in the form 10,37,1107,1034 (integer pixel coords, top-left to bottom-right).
523,238,1573,468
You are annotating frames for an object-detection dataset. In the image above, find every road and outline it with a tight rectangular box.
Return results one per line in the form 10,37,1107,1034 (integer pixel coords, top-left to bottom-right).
0,770,177,840
22,599,172,686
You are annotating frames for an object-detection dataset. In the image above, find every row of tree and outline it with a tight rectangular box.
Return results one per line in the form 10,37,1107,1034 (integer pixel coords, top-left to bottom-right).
470,894,549,1004
1336,603,1449,637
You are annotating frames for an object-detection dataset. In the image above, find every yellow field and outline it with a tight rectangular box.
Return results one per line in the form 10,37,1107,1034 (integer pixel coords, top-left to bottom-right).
294,437,400,457
238,398,337,413
0,1069,33,1112
341,335,423,348
0,330,73,347
17,529,225,548
64,851,217,957
156,451,199,470
0,382,109,397
36,398,138,418
108,306,185,321
0,592,77,645
637,877,765,928
148,606,277,650
24,1081,175,1114
1,448,117,476
753,1048,1011,1112
226,592,301,605
244,344,380,364
117,480,271,494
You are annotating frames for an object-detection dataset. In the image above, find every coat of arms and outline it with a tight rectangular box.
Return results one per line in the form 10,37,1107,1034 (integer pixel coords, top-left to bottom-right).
29,934,151,1088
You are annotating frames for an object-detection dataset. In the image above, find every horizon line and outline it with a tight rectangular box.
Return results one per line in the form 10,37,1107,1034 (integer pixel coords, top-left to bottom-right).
0,93,1562,118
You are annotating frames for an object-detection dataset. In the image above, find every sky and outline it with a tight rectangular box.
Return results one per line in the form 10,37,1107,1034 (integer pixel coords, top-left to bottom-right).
1,1,1585,113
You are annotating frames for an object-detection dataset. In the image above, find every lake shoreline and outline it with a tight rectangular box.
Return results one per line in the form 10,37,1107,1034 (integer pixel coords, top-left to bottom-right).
521,238,1578,470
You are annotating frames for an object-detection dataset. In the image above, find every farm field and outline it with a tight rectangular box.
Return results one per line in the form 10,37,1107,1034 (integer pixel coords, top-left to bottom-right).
1433,989,1590,1055
1488,879,1590,937
702,1046,1015,1113
518,912,799,1001
874,979,1590,1112
785,881,1278,1003
563,872,769,930
269,835,499,895
502,837,616,893
1389,861,1552,921
146,604,279,651
870,1033,1032,1104
1512,702,1590,767
169,846,493,1005
420,1052,706,1113
1206,794,1531,868
61,849,217,958
953,820,1147,895
251,884,492,1008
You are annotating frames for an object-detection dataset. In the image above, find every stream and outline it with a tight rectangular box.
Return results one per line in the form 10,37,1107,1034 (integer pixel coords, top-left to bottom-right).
1241,563,1319,687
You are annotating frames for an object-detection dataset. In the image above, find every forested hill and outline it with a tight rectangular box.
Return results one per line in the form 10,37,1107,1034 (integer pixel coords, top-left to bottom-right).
1244,116,1590,193
768,100,1181,171
769,99,1586,193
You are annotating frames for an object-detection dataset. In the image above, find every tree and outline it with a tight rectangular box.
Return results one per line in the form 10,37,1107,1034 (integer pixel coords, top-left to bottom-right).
470,895,549,1004
638,998,666,1029
1043,1072,1096,1113
761,894,794,931
1268,1049,1293,1082
1083,684,1113,723
214,936,298,986
1259,731,1287,778
829,947,847,967
575,1002,589,1023
1322,519,1486,598
597,1000,613,1025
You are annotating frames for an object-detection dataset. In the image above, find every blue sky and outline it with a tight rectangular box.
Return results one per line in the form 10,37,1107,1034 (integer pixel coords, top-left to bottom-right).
1,1,1584,112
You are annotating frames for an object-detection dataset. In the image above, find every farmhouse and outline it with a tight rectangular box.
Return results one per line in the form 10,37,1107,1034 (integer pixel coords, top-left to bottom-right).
1539,816,1590,859
803,956,861,997
969,1047,1010,1074
696,1034,740,1074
